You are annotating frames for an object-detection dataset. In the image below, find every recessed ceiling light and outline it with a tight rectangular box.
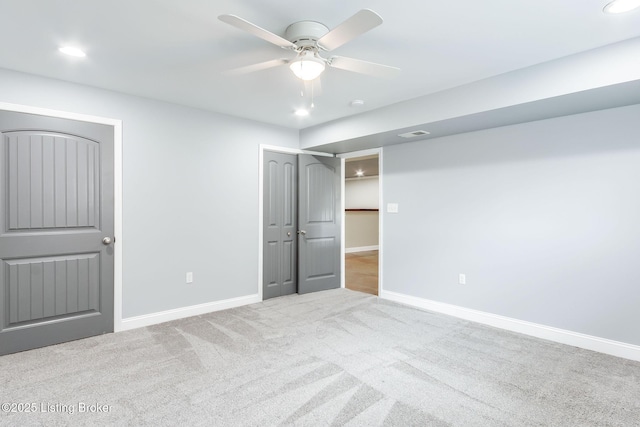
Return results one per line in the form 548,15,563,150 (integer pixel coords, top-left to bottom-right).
350,100,365,107
603,0,640,14
294,108,309,117
59,46,86,58
355,170,364,177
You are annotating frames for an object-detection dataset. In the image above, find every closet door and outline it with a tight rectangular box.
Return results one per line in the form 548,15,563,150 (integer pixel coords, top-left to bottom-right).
263,151,297,299
297,154,341,294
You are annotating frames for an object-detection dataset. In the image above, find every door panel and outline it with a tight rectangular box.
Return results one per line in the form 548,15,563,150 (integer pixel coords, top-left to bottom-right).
8,133,100,230
305,237,337,279
298,154,341,294
0,110,114,355
5,254,100,325
263,151,297,299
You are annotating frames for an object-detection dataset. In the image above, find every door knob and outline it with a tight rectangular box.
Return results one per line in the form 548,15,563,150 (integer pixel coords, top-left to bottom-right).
297,230,306,236
102,237,112,245
287,232,291,236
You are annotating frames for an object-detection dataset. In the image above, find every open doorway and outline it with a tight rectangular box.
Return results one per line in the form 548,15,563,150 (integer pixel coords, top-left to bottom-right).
343,153,380,296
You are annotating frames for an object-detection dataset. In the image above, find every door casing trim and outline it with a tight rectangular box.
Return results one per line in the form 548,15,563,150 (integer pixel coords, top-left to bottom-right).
0,102,124,332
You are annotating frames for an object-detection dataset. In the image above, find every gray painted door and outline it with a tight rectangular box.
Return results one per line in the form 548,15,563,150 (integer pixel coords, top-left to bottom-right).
263,151,297,299
298,154,341,294
0,110,114,355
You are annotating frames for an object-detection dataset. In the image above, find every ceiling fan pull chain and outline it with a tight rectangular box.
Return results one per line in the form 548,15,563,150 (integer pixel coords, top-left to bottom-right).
311,82,315,108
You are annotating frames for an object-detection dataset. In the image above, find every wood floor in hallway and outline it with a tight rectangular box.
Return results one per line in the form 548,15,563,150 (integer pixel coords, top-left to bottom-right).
345,250,378,296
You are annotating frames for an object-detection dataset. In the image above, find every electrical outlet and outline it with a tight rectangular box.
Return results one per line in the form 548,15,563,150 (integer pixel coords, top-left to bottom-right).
458,273,466,285
186,272,193,284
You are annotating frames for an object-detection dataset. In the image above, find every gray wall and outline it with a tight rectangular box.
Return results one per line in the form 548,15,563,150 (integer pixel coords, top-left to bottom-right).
383,104,640,346
4,67,640,347
0,68,298,318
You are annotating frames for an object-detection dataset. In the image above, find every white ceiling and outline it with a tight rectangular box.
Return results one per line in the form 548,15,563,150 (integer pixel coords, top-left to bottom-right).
1,0,639,129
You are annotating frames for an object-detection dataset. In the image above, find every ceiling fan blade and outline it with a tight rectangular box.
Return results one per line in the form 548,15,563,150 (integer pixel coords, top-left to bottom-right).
317,9,383,51
223,58,289,75
328,56,400,78
219,14,296,49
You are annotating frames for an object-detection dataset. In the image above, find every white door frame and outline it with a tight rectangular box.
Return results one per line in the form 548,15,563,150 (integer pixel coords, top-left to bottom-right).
258,145,337,301
0,102,124,332
337,148,383,295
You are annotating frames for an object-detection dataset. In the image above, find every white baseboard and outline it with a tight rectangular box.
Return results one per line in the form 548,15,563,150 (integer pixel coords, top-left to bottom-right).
345,245,379,253
119,293,261,331
379,290,640,362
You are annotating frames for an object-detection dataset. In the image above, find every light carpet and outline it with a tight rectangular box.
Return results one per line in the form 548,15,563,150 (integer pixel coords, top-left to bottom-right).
1,289,639,426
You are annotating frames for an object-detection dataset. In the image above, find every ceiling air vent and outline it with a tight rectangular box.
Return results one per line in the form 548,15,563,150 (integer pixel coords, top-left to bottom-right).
398,130,430,138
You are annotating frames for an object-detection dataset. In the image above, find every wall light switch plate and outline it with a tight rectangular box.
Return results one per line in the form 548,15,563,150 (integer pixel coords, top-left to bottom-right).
387,203,399,213
186,272,193,284
459,274,466,285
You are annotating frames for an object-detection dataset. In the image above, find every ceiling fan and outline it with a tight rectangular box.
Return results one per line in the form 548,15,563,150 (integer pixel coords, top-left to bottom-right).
218,9,400,81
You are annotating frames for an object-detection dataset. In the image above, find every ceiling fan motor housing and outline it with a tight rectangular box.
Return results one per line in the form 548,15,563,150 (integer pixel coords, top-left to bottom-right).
285,21,330,49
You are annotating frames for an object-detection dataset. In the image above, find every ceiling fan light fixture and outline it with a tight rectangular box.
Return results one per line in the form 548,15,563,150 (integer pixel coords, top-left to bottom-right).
289,52,325,81
603,0,640,13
